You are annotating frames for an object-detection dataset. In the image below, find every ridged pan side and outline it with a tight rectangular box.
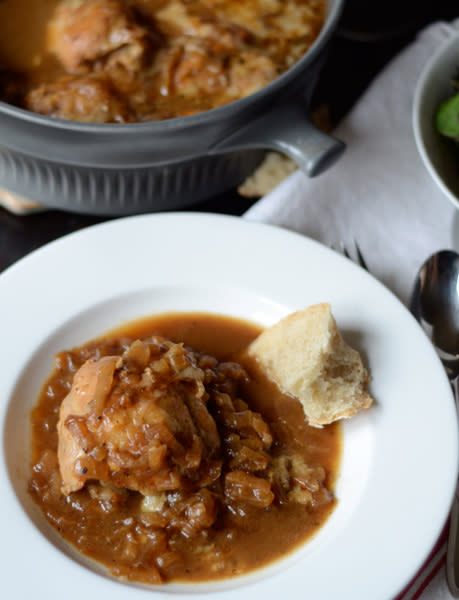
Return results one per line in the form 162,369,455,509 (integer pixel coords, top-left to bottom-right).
0,148,265,215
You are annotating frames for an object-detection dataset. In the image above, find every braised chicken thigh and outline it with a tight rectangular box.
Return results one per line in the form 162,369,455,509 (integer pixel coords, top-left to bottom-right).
48,0,156,73
26,74,135,122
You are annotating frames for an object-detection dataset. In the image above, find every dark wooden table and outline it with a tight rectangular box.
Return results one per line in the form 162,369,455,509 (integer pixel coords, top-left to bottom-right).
0,1,457,274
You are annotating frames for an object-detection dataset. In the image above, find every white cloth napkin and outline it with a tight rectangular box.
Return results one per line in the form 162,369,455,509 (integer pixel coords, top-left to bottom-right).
243,19,459,600
244,20,459,308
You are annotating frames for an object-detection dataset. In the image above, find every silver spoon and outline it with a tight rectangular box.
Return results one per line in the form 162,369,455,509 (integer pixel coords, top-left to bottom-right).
410,249,459,596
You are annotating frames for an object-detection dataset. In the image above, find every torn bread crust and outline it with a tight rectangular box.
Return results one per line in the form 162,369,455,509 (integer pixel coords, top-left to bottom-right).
248,303,373,427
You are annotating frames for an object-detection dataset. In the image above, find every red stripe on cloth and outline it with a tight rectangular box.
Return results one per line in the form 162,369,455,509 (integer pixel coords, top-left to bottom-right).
411,552,446,600
394,519,449,599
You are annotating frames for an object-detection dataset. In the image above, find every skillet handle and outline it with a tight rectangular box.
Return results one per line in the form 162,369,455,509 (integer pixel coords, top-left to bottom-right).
209,100,345,177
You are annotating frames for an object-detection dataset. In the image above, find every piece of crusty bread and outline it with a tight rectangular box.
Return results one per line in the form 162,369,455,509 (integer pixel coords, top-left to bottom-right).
237,152,298,197
237,105,332,198
248,303,373,427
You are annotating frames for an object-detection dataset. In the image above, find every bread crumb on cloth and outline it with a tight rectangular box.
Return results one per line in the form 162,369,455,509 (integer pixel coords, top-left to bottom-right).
0,188,45,215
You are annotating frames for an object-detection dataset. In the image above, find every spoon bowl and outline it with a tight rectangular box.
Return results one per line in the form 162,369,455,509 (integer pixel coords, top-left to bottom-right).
411,249,459,597
410,249,459,377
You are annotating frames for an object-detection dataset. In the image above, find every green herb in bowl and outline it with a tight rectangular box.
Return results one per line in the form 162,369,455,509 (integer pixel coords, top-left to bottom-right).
436,82,459,141
413,33,459,209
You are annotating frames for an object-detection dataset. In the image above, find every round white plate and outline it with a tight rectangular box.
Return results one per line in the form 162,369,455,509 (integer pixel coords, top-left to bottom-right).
0,212,457,600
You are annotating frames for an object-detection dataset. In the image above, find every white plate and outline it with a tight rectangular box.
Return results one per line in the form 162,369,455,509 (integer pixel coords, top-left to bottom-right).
0,212,457,600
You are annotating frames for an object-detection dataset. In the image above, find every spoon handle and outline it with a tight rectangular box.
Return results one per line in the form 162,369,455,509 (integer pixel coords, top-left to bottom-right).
447,377,459,597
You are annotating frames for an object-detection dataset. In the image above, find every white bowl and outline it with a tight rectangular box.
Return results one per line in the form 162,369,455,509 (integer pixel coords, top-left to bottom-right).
413,31,459,208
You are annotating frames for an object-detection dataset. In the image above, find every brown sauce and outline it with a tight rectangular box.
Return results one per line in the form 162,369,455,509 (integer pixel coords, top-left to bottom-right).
29,312,341,584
